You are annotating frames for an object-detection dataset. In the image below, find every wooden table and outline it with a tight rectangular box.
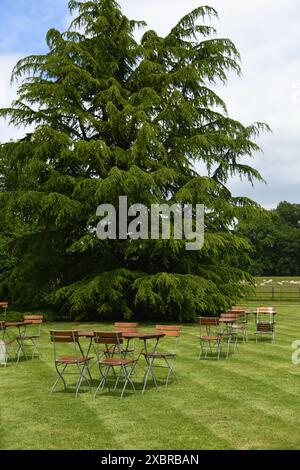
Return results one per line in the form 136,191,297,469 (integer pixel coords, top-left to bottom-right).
78,331,165,340
251,311,277,315
4,321,32,362
5,321,32,328
78,331,165,393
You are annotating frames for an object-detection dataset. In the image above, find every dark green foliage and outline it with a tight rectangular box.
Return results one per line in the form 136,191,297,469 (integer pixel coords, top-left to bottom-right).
237,202,300,276
0,1,267,320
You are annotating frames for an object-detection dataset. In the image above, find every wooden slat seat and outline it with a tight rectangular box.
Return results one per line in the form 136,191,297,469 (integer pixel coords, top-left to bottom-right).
200,334,223,341
140,351,176,359
57,355,93,364
99,357,136,367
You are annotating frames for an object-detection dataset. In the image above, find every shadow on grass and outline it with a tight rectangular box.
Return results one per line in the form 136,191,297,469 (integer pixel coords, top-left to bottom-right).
50,373,172,399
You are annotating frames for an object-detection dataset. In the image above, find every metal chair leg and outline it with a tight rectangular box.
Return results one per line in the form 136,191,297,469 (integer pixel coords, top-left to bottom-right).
218,340,222,360
199,339,205,359
121,364,136,400
164,357,178,386
16,338,28,364
51,363,68,394
75,363,90,396
142,355,158,394
94,365,110,399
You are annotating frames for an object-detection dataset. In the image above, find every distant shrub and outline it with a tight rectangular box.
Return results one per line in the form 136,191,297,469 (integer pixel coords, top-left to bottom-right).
5,311,24,321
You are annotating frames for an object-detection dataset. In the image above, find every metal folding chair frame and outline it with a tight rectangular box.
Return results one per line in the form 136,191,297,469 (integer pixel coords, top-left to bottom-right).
15,324,30,364
221,324,239,359
255,308,276,343
225,310,248,343
17,315,43,362
114,323,139,359
50,330,92,397
220,311,247,356
94,332,137,399
141,326,180,388
198,317,223,360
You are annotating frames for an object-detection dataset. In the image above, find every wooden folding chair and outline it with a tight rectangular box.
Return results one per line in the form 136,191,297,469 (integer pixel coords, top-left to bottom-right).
114,322,139,358
93,331,137,399
221,310,247,343
219,312,241,357
198,317,223,360
140,325,180,387
50,330,93,396
228,308,248,342
17,315,44,361
255,307,276,343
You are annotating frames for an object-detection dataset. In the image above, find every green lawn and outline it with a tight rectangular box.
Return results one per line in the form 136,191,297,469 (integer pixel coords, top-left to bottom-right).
1,305,300,450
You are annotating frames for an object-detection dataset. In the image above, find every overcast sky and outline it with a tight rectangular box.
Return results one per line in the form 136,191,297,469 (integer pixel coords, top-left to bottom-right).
1,0,299,208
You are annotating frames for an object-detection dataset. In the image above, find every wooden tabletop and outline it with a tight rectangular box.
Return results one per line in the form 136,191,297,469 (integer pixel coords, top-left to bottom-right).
252,311,277,314
219,318,237,323
4,321,32,328
78,331,165,340
121,332,165,340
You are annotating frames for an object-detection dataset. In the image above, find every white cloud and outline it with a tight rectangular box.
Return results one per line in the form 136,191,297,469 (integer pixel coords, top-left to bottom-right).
0,55,19,107
121,0,300,206
0,54,24,143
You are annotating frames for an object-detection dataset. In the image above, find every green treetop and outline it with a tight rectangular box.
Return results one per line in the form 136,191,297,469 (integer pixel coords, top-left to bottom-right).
0,0,269,320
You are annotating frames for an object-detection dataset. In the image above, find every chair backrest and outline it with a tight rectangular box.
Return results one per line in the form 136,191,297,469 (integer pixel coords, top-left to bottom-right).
221,311,245,323
255,307,276,314
50,330,79,343
155,325,181,337
25,315,43,336
94,331,123,345
198,317,219,326
114,322,139,333
221,312,240,319
155,325,180,353
198,317,220,336
94,331,123,358
50,330,81,361
255,307,276,323
24,315,43,324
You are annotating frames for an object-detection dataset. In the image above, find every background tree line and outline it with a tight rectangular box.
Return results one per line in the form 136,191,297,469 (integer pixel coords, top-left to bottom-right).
236,201,300,276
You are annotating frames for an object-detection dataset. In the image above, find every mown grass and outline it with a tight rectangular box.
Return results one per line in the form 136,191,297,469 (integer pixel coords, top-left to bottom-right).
1,305,300,450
